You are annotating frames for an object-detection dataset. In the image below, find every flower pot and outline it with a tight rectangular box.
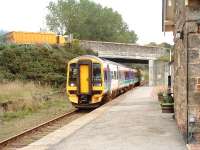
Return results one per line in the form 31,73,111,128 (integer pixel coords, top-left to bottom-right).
161,103,174,113
158,94,164,102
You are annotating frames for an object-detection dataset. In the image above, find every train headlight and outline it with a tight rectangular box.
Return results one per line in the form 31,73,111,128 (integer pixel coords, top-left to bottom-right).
70,83,75,87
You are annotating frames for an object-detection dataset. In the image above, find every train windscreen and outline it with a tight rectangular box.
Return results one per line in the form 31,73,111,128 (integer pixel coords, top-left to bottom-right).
69,63,77,86
93,63,102,86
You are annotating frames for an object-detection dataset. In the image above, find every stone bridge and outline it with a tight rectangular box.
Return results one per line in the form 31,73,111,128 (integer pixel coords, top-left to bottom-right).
80,40,170,86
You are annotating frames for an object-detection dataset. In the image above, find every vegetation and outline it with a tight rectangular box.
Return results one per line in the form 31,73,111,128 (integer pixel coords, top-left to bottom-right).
146,42,173,62
0,41,95,123
46,0,138,43
146,42,173,49
0,81,72,121
0,30,6,43
162,93,174,104
0,81,73,141
0,43,96,87
157,55,171,62
161,93,174,113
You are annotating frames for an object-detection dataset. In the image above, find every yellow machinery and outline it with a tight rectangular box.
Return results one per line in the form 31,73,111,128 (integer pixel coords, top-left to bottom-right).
5,31,66,45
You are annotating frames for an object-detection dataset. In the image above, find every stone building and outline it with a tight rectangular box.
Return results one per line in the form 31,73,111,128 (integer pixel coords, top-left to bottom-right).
163,0,200,143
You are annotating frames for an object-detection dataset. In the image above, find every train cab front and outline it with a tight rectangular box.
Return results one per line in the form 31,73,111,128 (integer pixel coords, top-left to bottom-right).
66,57,104,108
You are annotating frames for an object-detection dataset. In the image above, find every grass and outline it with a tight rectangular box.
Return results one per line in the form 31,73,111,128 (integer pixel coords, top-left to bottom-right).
2,98,69,122
0,81,52,103
0,81,73,141
0,97,73,141
0,81,71,121
2,109,33,121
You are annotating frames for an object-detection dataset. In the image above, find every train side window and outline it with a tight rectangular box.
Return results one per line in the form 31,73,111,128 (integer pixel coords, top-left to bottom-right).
104,70,107,81
118,71,121,80
121,71,124,80
111,71,114,79
112,71,117,80
115,71,118,79
93,63,102,86
125,72,129,80
69,63,77,86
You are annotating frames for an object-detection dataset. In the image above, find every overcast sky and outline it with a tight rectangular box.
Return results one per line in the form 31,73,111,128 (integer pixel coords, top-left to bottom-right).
0,0,173,45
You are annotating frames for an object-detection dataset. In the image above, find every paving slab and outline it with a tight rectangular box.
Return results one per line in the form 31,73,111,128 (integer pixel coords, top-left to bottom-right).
21,87,187,150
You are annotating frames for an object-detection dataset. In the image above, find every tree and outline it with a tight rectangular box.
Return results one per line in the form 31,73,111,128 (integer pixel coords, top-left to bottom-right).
146,42,173,49
0,30,6,43
46,0,138,43
158,42,173,49
146,42,158,47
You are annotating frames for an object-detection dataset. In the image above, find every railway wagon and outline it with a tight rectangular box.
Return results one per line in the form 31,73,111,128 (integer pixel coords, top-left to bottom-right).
5,31,66,45
66,55,140,108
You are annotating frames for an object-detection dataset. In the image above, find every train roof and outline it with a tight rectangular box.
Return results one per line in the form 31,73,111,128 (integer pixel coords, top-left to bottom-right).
69,55,138,71
69,55,103,63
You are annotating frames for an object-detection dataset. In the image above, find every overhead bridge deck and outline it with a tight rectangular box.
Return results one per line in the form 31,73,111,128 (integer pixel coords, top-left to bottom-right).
21,87,186,150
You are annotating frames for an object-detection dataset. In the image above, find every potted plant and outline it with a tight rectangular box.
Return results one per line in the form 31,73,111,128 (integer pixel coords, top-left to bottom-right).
157,92,164,102
161,94,174,113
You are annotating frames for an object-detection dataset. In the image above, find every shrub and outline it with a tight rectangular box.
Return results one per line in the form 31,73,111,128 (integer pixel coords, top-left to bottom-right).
0,44,96,87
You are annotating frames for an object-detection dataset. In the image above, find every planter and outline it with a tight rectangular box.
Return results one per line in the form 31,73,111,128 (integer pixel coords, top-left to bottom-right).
158,94,164,102
161,103,174,113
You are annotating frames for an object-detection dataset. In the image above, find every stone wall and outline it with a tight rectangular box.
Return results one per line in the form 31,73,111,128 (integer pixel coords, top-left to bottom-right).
188,33,200,141
174,0,200,142
173,38,187,138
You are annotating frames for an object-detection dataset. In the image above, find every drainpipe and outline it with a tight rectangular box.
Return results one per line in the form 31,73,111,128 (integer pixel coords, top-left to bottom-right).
186,29,189,144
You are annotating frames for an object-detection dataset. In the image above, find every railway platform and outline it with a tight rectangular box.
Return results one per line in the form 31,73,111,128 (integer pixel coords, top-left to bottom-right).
20,87,186,150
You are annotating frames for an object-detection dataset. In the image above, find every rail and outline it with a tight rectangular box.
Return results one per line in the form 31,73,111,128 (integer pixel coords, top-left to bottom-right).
0,109,79,149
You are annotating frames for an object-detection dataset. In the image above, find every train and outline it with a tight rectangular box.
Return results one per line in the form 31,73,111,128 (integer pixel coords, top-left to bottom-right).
4,31,72,45
66,55,140,108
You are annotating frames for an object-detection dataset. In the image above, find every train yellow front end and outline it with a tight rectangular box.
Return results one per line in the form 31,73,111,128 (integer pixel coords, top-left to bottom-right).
66,56,105,108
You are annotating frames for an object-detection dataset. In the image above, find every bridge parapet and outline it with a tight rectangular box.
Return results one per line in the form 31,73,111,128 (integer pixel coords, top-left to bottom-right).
80,40,169,60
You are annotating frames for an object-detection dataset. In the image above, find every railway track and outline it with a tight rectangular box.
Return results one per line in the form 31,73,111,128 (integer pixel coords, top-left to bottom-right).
0,109,91,150
0,83,145,150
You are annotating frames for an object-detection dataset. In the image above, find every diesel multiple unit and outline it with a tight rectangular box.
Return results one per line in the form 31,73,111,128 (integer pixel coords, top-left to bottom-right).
66,55,140,108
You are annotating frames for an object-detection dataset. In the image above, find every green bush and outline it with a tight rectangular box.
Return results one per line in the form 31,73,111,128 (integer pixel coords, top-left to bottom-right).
163,94,174,103
0,44,96,87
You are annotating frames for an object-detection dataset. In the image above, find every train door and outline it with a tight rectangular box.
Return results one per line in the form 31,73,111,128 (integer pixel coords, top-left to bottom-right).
117,66,119,88
80,65,89,93
107,65,111,92
56,36,60,44
78,60,92,95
